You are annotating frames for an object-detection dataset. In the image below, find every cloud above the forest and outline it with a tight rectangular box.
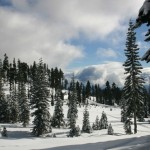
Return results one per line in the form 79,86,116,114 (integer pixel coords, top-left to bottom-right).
0,0,144,68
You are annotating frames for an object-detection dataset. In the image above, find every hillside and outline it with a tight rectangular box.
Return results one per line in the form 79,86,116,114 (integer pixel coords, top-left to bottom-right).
0,99,150,150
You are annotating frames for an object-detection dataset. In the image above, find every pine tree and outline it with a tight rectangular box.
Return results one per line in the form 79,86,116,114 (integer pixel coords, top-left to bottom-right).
100,111,108,129
85,80,91,98
122,20,145,134
51,89,65,128
2,53,9,81
9,84,19,123
76,81,82,104
19,82,30,127
95,84,103,104
2,127,7,137
0,59,7,123
108,123,114,135
30,59,51,136
82,106,92,133
68,79,80,137
124,118,132,134
111,82,122,105
92,116,100,130
103,81,112,105
120,98,127,122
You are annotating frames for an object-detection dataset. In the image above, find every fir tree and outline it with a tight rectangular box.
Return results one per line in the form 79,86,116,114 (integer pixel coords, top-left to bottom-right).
92,116,100,130
122,20,145,134
82,106,92,133
9,84,19,123
85,80,91,98
76,81,82,104
51,89,65,128
30,59,51,136
19,82,30,127
100,111,108,129
108,123,114,135
111,82,122,105
103,81,112,105
67,75,79,137
0,59,7,123
2,127,7,137
120,98,127,122
68,125,81,137
2,53,9,81
124,118,132,134
67,75,78,129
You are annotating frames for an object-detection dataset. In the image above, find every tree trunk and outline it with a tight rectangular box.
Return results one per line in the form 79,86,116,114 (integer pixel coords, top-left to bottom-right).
134,111,137,134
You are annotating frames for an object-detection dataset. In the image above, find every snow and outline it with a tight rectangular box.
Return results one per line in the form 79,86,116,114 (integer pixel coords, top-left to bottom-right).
0,101,150,150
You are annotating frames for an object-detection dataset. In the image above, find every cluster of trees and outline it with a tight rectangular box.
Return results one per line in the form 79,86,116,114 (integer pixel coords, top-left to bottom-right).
1,20,150,137
121,20,150,134
68,80,122,106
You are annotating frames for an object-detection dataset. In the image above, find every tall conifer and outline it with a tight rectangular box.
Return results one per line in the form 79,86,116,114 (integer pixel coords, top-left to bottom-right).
122,20,145,134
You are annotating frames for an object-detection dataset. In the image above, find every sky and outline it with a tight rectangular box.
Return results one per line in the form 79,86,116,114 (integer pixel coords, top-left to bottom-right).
0,0,149,73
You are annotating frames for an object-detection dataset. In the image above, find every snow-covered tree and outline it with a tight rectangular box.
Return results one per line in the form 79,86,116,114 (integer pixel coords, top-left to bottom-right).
68,125,81,137
2,127,7,137
2,53,9,82
67,75,78,129
108,123,114,135
51,89,65,128
0,59,10,123
82,106,92,133
124,118,132,134
100,111,108,129
30,59,51,136
122,20,145,134
9,84,19,123
92,116,100,130
120,98,127,122
18,82,30,127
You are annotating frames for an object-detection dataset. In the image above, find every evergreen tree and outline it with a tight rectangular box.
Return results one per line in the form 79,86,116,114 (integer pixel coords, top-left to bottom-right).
68,125,81,137
51,89,65,128
9,84,19,123
92,115,100,130
120,98,127,122
82,84,86,104
85,80,91,98
108,123,114,135
2,53,9,81
122,20,145,134
95,84,103,104
2,127,7,137
64,79,68,90
0,59,8,123
124,118,132,134
111,82,122,105
82,106,92,133
19,82,30,127
100,111,108,129
30,59,51,136
103,81,112,105
76,81,82,104
67,75,78,129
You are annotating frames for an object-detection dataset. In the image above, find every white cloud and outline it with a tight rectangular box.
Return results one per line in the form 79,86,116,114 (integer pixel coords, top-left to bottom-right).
96,48,118,58
0,0,144,68
67,61,150,87
74,62,125,87
0,7,83,68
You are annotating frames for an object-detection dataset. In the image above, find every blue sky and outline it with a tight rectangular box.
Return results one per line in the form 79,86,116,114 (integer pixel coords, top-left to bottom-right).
0,0,149,72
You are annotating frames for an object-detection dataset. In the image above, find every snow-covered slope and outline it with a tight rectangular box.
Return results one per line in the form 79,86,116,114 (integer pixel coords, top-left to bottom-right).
0,101,150,150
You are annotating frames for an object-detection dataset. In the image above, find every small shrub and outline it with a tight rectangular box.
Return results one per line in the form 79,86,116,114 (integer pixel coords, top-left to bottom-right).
108,123,114,135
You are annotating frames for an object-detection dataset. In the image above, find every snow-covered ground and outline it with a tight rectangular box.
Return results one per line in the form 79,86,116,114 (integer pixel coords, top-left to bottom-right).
0,101,150,150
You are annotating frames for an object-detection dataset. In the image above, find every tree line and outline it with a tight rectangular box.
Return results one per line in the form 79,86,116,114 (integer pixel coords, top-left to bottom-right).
1,19,150,136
